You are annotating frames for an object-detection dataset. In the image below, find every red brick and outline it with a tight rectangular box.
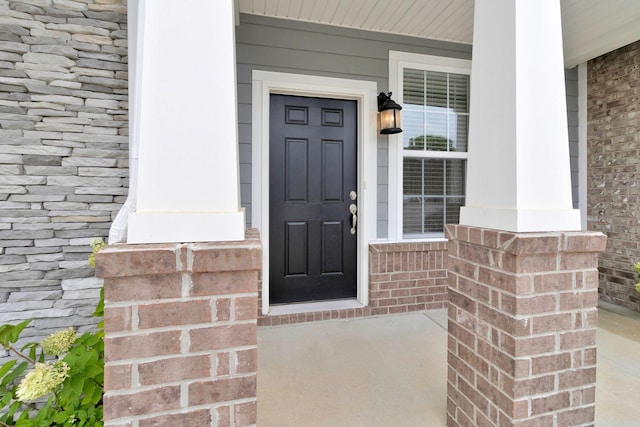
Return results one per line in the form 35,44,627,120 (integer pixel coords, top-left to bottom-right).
448,320,476,345
503,253,557,274
96,245,178,278
236,348,257,374
216,298,231,321
459,343,489,376
138,355,211,386
188,376,256,406
514,335,556,357
139,409,211,427
138,300,211,329
459,242,492,266
531,392,570,416
450,289,476,314
478,267,531,294
105,331,181,362
559,289,598,310
104,363,131,390
516,294,558,315
478,303,528,336
235,296,258,321
533,272,574,292
191,245,261,272
235,400,257,426
560,252,598,270
104,306,132,333
531,353,571,375
217,352,230,376
560,330,596,350
563,232,607,252
103,385,180,420
215,405,231,426
531,313,572,334
513,375,556,398
504,235,560,255
556,406,595,426
191,270,259,296
104,274,182,302
558,367,596,389
476,376,512,417
190,323,256,352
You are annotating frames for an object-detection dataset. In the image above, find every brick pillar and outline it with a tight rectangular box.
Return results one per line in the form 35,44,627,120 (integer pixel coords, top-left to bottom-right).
446,225,606,427
95,230,261,427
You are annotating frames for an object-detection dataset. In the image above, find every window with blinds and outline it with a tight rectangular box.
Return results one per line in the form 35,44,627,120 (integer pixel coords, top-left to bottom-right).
401,68,469,238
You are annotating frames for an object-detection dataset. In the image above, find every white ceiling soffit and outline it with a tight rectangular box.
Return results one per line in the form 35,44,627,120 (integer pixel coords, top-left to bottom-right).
561,0,640,67
237,0,640,67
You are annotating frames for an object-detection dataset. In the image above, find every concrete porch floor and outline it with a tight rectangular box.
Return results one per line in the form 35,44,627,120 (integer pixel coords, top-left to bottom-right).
257,303,640,426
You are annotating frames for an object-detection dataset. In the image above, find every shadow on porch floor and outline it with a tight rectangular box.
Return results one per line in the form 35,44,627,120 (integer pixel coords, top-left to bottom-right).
257,305,640,427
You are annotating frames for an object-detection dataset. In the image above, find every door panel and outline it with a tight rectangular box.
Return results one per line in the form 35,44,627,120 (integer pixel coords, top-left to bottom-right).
270,94,357,304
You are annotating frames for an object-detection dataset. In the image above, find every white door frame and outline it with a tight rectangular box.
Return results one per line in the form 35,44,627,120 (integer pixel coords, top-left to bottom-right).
251,70,377,315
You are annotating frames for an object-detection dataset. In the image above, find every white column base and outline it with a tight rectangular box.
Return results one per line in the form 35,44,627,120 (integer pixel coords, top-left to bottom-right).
128,210,245,244
459,206,582,233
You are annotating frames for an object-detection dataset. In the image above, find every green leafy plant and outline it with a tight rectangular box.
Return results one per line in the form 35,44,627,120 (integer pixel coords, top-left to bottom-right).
634,262,640,293
0,292,104,426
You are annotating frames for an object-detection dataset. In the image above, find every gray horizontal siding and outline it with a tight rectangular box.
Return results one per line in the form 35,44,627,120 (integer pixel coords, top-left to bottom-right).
565,67,579,209
236,14,581,235
235,14,472,238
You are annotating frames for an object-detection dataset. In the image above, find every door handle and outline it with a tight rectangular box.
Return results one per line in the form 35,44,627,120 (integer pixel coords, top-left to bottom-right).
349,204,357,235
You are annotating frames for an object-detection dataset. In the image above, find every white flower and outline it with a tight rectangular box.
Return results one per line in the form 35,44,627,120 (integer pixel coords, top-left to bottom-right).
16,361,70,401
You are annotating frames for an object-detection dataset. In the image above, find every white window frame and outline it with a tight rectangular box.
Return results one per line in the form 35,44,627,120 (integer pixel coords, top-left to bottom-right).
387,51,472,241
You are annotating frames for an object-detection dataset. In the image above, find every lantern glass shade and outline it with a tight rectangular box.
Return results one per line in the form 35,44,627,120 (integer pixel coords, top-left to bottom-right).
380,108,401,134
378,92,402,134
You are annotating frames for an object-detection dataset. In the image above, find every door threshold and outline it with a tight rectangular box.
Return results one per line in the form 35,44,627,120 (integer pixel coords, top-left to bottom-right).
268,299,363,316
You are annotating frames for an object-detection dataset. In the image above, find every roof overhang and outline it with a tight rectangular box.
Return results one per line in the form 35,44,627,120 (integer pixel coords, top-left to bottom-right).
237,0,640,68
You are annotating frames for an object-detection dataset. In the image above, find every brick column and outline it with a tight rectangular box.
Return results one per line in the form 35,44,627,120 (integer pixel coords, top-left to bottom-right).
95,230,261,427
446,225,606,427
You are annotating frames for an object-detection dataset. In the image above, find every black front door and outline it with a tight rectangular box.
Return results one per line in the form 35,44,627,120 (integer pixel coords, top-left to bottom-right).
269,94,358,304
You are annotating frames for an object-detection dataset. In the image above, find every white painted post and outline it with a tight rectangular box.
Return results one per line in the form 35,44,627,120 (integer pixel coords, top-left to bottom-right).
126,0,245,243
459,0,581,232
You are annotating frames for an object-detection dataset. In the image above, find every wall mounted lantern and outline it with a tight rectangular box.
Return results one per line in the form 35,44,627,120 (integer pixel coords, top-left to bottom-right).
377,92,402,135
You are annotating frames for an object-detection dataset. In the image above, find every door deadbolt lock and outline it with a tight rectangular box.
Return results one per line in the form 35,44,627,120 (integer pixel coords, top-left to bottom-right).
349,191,357,201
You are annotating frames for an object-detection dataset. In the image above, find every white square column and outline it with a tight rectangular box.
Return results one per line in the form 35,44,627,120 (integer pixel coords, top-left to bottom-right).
459,0,581,232
126,0,245,243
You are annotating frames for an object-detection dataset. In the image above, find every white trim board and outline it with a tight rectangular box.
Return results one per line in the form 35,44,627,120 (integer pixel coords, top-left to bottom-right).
251,70,378,315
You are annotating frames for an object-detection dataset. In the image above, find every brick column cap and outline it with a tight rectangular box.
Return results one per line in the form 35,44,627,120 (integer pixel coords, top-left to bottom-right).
446,225,606,255
96,229,261,278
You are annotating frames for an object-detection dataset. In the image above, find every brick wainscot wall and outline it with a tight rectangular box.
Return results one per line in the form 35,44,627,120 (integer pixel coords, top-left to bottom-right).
258,240,448,325
95,230,261,427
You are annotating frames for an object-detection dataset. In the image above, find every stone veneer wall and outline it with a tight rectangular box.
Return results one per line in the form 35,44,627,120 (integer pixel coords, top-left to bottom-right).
0,0,128,357
588,40,640,312
258,241,448,326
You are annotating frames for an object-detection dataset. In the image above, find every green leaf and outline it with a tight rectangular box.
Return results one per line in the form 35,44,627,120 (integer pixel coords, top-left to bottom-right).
93,288,104,318
69,374,84,397
20,342,39,362
0,359,17,378
83,365,103,379
81,382,95,405
1,361,27,387
9,320,32,344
